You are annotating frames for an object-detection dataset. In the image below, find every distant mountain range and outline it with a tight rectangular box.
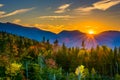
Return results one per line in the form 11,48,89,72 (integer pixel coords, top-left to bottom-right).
0,22,120,48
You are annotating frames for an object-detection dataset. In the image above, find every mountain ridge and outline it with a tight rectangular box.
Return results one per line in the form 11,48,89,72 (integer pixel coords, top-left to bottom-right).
0,22,120,48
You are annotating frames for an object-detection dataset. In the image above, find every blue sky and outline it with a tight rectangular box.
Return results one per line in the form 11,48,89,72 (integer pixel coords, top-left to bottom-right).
0,0,120,33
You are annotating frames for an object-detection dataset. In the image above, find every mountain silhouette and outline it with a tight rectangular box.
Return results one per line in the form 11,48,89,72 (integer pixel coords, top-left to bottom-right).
0,22,57,43
0,22,120,48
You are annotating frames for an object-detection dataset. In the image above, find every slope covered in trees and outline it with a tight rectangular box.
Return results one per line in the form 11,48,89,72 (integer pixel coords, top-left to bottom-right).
0,22,120,49
0,32,120,80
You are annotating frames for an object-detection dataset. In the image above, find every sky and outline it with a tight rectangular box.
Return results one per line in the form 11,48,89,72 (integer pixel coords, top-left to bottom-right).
0,0,120,34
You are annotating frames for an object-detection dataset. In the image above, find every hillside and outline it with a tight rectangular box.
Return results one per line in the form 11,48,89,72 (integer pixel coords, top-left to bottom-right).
0,22,57,42
0,32,120,80
0,22,120,48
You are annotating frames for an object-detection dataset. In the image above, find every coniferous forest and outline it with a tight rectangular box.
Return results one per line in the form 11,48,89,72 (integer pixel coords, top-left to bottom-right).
0,32,120,80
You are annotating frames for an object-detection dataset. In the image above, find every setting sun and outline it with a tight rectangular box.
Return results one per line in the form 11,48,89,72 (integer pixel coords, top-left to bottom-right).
88,30,95,34
0,0,120,79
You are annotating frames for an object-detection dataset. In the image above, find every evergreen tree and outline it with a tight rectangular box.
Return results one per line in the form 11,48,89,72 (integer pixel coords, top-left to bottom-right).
81,40,85,49
42,36,45,43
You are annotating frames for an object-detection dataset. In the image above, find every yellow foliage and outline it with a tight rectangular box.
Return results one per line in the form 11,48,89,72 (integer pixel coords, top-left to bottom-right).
75,65,89,78
78,49,86,57
91,68,96,75
75,65,85,76
5,62,22,76
6,77,11,80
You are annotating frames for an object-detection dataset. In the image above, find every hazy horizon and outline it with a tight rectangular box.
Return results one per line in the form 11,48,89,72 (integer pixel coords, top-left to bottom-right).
0,0,120,34
1,21,120,34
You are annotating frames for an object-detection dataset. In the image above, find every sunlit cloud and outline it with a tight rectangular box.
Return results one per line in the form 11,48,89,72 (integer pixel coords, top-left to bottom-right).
93,0,120,10
20,23,77,34
39,15,74,19
75,0,120,12
13,19,21,24
54,3,71,13
0,11,5,15
33,24,65,33
0,4,4,7
18,23,65,33
75,7,95,12
0,7,34,18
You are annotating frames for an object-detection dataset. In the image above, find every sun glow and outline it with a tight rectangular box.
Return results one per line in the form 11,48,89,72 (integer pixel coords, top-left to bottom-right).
88,30,95,34
85,29,98,49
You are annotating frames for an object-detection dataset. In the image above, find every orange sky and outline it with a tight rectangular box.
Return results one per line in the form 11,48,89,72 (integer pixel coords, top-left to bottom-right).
0,0,120,34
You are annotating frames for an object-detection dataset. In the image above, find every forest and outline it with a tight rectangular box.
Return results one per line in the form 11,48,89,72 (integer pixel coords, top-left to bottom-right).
0,32,120,80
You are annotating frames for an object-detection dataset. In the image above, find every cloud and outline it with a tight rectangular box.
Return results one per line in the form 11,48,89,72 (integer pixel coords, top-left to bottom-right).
93,0,120,10
54,3,71,13
0,11,5,15
18,23,65,33
39,15,74,19
0,4,4,7
0,7,34,18
13,19,21,23
34,24,65,33
75,7,95,12
75,0,120,12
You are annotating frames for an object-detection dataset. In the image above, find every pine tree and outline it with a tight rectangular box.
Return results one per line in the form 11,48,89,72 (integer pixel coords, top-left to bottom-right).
54,39,58,46
81,40,85,49
42,36,45,43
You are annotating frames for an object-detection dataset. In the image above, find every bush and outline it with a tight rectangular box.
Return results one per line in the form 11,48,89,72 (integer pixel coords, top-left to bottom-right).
115,74,120,80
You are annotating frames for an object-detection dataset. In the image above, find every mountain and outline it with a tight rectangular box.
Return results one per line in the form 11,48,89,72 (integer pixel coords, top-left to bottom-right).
0,22,57,43
0,22,120,48
95,31,120,48
58,30,86,47
58,30,120,48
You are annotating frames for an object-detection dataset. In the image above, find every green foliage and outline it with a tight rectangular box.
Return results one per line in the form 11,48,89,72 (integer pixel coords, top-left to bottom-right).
67,73,77,80
0,32,120,80
0,67,5,77
91,68,96,75
115,74,120,80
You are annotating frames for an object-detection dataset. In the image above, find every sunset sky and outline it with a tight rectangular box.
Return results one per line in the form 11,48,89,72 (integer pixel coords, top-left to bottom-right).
0,0,120,34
